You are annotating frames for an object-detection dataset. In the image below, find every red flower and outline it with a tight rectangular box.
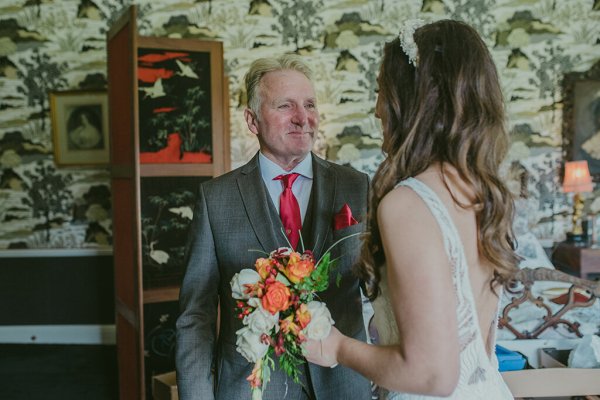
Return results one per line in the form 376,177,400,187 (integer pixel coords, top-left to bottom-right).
274,333,286,356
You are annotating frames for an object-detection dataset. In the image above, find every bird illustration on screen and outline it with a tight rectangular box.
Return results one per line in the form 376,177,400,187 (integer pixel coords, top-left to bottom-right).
140,78,166,99
175,59,199,79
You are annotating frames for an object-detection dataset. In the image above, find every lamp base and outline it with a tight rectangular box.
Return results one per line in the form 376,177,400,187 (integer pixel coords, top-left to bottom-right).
566,232,587,246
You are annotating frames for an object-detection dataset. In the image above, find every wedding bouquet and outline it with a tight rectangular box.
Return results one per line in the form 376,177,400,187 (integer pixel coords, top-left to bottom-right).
230,241,344,399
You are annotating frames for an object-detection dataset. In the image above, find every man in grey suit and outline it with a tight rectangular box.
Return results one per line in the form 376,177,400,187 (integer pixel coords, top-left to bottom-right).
176,54,372,400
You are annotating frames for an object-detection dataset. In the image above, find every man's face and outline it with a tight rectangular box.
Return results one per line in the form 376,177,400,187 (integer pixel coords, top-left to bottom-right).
245,69,319,170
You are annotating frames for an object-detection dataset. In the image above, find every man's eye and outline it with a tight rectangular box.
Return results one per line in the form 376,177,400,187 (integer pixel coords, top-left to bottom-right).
306,103,316,109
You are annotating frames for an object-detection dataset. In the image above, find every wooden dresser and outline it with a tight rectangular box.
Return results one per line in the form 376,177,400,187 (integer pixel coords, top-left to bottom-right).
551,241,600,280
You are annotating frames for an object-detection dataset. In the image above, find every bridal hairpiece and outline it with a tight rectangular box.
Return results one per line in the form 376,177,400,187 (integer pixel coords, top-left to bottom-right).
399,18,425,67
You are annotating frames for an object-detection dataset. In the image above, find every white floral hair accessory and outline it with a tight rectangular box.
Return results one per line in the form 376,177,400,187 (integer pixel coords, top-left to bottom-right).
399,18,425,67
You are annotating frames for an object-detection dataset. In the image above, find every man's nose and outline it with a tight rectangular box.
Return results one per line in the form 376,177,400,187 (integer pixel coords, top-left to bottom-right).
291,107,308,126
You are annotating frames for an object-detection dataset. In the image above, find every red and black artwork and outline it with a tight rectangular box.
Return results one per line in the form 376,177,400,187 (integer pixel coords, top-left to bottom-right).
141,176,209,288
137,48,212,163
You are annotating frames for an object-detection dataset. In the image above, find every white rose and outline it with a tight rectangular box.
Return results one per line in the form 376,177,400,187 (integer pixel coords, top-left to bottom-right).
236,326,269,363
244,304,279,334
231,269,260,299
303,301,334,340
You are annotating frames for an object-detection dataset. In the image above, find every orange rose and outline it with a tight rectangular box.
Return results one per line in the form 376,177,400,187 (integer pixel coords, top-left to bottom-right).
288,252,301,263
255,258,272,280
261,281,291,314
286,258,315,284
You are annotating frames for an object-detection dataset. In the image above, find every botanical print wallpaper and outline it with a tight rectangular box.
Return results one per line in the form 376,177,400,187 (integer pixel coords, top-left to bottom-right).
0,0,599,249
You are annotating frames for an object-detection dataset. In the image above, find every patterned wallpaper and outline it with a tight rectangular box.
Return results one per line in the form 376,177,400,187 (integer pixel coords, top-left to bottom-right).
0,0,599,249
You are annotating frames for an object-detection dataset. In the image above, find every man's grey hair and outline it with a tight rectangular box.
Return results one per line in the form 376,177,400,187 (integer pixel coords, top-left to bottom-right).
244,54,314,117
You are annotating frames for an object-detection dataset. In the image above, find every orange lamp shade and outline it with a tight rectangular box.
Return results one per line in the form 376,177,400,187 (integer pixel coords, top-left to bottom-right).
563,160,594,193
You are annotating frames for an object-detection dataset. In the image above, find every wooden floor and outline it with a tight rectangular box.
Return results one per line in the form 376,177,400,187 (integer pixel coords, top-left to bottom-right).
0,344,118,400
3,344,596,400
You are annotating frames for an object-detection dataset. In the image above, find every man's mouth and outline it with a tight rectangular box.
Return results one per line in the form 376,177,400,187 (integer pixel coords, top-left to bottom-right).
288,131,312,135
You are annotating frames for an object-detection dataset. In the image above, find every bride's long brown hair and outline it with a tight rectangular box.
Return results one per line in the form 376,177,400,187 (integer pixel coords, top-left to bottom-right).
357,20,520,301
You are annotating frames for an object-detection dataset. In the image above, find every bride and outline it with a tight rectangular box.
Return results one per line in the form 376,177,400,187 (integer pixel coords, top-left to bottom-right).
305,19,519,399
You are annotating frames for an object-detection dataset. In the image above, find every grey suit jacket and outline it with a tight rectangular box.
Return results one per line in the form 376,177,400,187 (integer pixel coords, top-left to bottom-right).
176,152,371,400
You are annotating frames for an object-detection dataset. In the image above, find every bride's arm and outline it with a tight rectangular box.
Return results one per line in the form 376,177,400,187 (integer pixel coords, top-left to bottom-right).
306,186,460,396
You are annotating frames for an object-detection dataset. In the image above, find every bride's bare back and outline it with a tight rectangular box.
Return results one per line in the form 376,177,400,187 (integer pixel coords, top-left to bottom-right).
415,163,501,356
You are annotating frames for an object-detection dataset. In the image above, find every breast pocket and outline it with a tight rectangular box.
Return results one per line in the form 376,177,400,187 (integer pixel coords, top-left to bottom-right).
332,222,365,242
329,222,364,270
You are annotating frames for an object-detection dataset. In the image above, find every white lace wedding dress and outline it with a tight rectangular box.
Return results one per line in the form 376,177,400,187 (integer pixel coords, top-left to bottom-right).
371,178,514,399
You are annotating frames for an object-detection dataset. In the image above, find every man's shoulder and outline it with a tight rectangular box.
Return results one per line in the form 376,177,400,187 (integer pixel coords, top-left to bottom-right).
325,161,369,186
200,171,234,192
330,161,367,177
314,154,368,179
202,159,257,187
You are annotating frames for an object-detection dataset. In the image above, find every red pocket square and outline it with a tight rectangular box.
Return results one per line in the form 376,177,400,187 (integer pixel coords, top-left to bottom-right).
333,203,359,230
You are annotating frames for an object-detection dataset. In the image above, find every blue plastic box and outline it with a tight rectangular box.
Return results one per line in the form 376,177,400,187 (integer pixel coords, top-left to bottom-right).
495,345,527,371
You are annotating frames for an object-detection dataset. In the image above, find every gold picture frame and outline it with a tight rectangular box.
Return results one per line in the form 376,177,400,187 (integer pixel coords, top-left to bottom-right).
50,90,109,166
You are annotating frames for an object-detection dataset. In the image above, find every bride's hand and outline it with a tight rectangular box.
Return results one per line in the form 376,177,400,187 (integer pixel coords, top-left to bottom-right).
304,326,342,368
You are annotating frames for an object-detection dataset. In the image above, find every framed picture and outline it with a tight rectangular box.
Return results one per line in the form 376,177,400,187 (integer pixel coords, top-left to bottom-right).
562,60,600,182
50,90,109,166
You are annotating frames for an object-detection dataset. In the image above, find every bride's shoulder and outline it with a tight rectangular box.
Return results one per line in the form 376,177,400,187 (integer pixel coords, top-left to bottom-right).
380,182,418,210
378,182,433,225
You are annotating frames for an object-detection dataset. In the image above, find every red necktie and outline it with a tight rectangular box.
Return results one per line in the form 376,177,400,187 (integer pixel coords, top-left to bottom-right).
274,173,302,250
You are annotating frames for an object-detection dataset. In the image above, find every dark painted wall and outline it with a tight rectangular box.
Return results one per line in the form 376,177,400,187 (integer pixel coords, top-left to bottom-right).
0,255,114,325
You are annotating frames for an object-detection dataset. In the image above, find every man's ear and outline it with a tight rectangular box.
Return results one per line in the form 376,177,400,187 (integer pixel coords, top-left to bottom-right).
244,108,259,135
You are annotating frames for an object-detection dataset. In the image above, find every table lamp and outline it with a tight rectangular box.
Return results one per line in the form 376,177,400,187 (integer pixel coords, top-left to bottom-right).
562,160,594,243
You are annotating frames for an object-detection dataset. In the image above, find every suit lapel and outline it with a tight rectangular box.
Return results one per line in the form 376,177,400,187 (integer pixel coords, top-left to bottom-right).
308,154,335,260
237,154,282,252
